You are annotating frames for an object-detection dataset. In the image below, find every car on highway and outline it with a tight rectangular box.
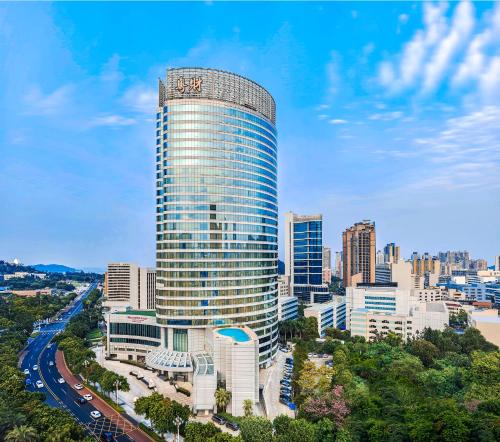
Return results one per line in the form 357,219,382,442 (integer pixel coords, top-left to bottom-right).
57,378,65,384
77,397,87,405
83,394,93,401
32,365,38,371
49,361,54,366
90,410,102,419
136,373,144,380
130,370,139,377
212,414,227,425
26,378,32,386
36,380,44,388
47,343,52,349
226,421,240,431
74,383,84,390
23,369,30,375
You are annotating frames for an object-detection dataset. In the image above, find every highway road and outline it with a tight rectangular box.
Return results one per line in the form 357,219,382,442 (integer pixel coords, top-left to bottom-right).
19,283,137,441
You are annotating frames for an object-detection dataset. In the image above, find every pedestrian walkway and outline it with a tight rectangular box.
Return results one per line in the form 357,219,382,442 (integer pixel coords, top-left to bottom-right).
56,350,154,442
94,346,192,408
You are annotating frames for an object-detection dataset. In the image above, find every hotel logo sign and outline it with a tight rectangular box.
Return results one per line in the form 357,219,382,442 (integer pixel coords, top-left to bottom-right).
176,76,202,94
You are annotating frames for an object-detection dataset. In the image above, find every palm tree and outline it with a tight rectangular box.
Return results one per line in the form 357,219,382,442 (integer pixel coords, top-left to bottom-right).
243,399,253,417
5,425,38,442
214,388,231,413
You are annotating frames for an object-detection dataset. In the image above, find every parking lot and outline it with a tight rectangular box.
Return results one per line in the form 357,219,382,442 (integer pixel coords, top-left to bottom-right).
261,346,295,420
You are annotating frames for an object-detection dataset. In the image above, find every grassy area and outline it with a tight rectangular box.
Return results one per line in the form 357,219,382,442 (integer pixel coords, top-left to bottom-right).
217,411,243,424
86,328,103,342
84,383,125,413
139,423,164,442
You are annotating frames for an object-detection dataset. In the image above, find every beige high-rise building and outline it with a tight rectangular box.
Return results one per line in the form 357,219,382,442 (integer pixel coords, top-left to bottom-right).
342,220,376,288
495,256,500,272
104,263,156,311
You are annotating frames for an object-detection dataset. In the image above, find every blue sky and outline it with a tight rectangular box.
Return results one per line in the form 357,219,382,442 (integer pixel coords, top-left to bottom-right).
1,1,499,269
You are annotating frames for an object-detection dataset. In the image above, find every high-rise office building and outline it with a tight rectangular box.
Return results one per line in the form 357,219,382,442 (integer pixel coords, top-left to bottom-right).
156,68,278,366
103,263,156,311
323,246,332,284
495,256,500,272
384,242,400,264
342,220,376,288
376,250,384,265
334,251,343,279
284,212,327,303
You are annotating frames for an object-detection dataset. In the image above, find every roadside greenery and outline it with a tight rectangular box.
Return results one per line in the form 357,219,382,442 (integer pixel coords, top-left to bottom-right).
134,392,191,437
0,290,89,440
55,289,130,405
278,316,319,342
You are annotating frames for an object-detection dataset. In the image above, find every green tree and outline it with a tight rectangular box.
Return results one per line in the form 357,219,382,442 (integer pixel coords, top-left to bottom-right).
185,421,221,442
408,339,439,367
276,418,315,442
273,414,292,436
243,399,253,417
313,418,336,442
5,425,38,442
303,317,319,341
239,416,274,442
214,388,231,413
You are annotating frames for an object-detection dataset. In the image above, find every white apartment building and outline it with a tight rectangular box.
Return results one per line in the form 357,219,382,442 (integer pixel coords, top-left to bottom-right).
375,260,426,290
104,263,156,312
467,309,500,347
3,272,46,280
278,296,298,321
278,275,290,298
304,296,346,337
411,287,445,302
346,285,449,341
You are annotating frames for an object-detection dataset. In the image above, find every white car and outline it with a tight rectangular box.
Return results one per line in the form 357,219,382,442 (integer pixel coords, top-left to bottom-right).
36,380,44,388
58,378,65,384
83,394,93,401
48,361,54,367
47,343,52,349
74,383,83,390
32,365,38,371
90,410,102,419
23,369,30,375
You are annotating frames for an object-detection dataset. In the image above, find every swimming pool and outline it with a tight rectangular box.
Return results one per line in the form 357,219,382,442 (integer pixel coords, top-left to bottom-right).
217,328,250,342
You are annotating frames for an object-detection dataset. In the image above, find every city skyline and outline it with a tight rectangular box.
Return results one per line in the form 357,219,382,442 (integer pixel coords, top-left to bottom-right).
1,1,500,268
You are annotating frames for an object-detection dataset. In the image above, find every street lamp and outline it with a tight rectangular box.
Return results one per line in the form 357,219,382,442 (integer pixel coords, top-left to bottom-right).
173,416,184,442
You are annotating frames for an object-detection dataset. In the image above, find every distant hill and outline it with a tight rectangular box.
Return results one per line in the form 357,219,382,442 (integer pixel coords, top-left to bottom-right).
33,264,81,274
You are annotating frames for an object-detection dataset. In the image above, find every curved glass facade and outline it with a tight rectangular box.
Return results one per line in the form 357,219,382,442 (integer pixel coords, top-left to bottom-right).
156,69,278,365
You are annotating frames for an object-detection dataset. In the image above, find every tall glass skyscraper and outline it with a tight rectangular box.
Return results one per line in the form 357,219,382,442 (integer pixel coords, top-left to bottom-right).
156,68,278,366
284,212,328,303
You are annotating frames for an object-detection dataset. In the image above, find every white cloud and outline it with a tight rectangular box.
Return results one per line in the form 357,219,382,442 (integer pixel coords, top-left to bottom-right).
422,0,475,93
121,84,156,115
329,119,348,125
23,84,74,116
399,14,409,25
409,106,500,190
88,114,136,128
368,111,403,121
452,4,500,99
379,2,448,92
326,51,341,97
377,1,500,100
